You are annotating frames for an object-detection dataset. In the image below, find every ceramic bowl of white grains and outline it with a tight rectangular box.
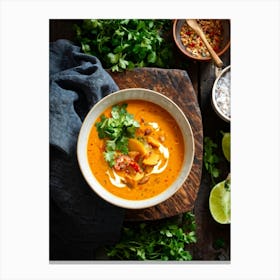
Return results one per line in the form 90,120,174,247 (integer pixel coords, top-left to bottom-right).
212,65,231,122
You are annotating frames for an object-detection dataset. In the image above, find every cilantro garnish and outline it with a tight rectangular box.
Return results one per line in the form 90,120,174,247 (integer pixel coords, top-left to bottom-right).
95,103,140,167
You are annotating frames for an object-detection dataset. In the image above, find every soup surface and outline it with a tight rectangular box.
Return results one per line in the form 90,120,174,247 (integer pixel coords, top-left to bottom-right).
87,100,185,200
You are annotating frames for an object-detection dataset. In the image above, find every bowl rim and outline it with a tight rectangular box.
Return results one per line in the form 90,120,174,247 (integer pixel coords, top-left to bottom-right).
173,19,231,61
77,88,195,209
211,65,231,122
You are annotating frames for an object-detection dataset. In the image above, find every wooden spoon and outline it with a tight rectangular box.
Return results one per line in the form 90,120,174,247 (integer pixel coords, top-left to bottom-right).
186,19,223,68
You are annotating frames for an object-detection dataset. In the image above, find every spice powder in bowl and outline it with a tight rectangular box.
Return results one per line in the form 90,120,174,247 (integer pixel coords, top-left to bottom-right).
212,66,231,122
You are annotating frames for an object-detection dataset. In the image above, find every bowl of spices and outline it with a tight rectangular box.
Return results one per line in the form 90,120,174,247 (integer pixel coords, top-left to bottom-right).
212,66,231,122
173,19,230,61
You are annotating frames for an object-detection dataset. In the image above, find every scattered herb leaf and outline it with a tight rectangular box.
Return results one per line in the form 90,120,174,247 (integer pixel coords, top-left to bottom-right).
203,137,221,185
106,212,196,261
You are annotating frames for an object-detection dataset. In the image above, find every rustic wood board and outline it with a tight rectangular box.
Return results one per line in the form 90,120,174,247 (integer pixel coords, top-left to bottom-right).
108,67,203,221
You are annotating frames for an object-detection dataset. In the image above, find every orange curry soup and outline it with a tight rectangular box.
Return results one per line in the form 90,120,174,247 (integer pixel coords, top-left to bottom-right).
87,100,185,200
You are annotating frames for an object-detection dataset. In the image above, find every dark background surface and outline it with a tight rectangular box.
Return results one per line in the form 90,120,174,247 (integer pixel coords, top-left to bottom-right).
49,19,230,261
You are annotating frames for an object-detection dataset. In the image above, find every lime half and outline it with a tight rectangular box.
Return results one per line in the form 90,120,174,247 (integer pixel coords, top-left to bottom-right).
222,132,230,162
209,176,231,224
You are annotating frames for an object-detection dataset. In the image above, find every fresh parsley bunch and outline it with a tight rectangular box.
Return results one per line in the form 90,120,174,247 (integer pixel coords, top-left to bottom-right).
74,19,173,72
106,212,196,261
95,103,139,167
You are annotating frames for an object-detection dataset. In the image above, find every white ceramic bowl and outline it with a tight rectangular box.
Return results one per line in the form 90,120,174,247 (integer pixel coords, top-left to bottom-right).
77,88,195,209
212,66,231,122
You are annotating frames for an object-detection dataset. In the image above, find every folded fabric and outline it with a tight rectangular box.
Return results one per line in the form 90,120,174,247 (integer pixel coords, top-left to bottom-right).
49,39,125,260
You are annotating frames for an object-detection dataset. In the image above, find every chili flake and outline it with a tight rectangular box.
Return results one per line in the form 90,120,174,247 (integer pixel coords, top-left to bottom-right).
180,19,224,58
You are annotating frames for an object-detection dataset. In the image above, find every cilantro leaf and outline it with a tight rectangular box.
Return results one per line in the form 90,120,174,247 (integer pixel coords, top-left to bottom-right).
95,103,139,167
74,19,173,72
106,211,196,260
203,136,221,185
104,151,115,167
106,140,116,151
115,136,129,154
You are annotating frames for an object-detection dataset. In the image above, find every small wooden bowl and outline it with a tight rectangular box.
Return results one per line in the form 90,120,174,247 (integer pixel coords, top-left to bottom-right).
173,19,230,62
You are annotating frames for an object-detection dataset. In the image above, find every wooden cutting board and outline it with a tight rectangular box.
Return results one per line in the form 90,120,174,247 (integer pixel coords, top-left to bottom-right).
108,67,203,221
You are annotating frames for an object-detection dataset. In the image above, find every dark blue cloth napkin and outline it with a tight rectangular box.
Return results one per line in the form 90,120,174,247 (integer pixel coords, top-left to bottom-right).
49,39,125,260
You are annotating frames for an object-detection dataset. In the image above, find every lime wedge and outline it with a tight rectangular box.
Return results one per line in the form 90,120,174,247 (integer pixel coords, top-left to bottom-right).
222,132,230,162
209,175,231,224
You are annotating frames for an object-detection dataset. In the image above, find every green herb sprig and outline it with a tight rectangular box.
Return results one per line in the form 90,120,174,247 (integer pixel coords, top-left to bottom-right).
106,212,196,261
95,103,139,167
74,19,173,72
203,137,220,185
